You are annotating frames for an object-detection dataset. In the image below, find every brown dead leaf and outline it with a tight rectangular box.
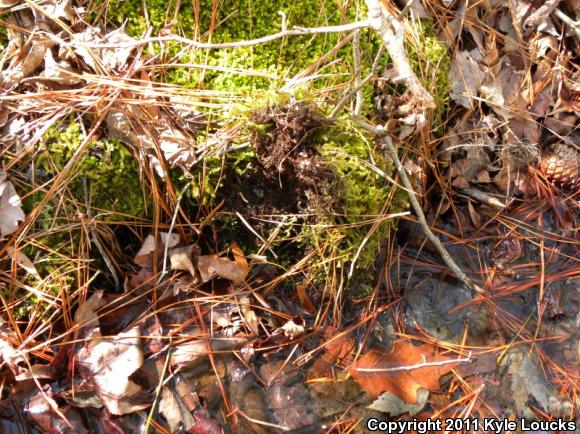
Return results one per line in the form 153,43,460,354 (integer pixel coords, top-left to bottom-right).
348,340,462,403
295,282,316,315
309,326,356,380
196,254,248,284
449,49,486,109
170,245,197,278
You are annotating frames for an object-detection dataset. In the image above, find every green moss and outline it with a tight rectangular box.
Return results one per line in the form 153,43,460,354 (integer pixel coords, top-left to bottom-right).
311,121,407,271
12,119,150,311
100,0,370,94
37,120,148,218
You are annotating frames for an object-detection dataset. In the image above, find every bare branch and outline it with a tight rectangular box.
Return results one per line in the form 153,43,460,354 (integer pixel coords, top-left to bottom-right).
364,0,435,108
355,352,472,372
352,117,485,295
56,21,371,50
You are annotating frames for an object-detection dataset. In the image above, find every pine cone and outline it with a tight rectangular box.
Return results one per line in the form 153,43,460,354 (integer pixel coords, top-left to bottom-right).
539,143,580,190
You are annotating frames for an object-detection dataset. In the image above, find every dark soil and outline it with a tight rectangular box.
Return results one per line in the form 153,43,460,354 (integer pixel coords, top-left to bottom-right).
221,102,335,218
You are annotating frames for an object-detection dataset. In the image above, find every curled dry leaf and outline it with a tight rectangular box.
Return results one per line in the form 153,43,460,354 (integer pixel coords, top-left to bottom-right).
169,245,197,278
348,340,462,403
76,326,148,415
279,318,306,339
0,171,25,237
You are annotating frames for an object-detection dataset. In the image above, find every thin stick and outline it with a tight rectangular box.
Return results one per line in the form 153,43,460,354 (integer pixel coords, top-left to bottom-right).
553,8,580,40
355,352,472,372
352,29,364,115
55,20,371,50
331,44,385,117
352,117,485,295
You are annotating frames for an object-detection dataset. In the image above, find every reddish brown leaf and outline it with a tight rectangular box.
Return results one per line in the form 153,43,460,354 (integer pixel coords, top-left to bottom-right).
348,340,461,403
309,326,355,380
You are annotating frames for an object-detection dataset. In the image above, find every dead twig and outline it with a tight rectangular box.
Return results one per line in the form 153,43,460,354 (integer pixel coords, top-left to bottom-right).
355,351,472,372
352,117,485,295
364,0,435,108
53,20,371,50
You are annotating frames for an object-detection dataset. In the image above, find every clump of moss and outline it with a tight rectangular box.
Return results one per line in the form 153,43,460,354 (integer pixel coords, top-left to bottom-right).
315,123,407,271
13,120,150,312
203,101,407,280
37,120,148,219
99,0,366,93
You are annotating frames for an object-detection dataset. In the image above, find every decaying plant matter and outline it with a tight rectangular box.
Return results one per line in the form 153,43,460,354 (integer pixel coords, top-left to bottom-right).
0,0,578,431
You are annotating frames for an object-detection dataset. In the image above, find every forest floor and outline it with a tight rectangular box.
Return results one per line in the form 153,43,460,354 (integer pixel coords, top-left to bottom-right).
0,0,578,433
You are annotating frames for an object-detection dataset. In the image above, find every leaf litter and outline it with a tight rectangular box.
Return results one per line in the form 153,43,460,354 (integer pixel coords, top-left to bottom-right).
0,0,578,431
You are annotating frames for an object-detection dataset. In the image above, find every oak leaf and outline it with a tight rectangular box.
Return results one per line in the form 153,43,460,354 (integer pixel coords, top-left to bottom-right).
348,340,461,404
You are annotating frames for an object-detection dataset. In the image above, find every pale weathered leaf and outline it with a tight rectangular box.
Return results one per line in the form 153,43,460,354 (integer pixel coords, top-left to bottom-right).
6,246,40,279
169,245,197,277
74,291,105,329
0,172,25,237
0,38,53,85
159,387,195,432
368,389,429,416
76,327,148,415
134,232,180,265
449,49,486,109
196,254,248,283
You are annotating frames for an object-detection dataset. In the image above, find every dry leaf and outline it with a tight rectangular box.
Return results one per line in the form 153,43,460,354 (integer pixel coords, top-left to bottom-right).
348,340,461,403
6,246,40,279
72,27,136,71
368,389,429,416
0,38,53,85
0,332,24,369
196,254,248,284
76,326,148,415
0,171,25,237
169,245,197,278
159,386,195,432
309,326,355,380
449,49,486,109
74,291,105,329
279,318,305,339
134,232,180,266
170,337,248,369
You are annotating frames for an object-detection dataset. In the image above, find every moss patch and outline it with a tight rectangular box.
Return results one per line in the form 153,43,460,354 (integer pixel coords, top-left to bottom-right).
99,0,369,93
37,120,148,219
